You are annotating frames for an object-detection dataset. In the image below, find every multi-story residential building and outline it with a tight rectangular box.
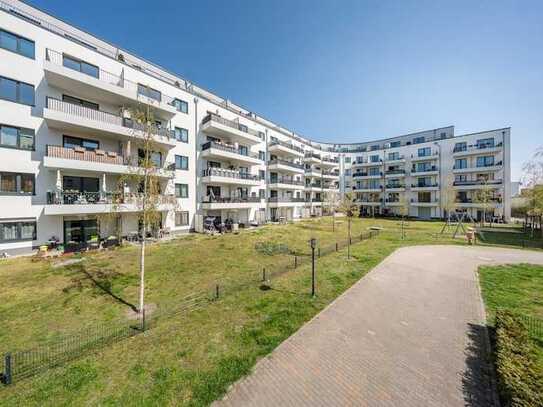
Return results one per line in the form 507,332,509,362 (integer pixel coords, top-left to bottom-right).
0,1,511,255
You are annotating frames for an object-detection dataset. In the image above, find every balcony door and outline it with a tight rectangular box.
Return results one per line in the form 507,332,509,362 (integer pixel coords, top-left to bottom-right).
62,176,99,204
64,219,98,244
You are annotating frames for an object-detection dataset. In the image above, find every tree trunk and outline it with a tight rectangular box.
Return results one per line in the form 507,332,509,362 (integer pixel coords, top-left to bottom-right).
332,211,335,232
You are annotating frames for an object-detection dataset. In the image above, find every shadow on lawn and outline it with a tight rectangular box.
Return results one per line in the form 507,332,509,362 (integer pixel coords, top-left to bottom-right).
62,263,138,312
462,323,498,407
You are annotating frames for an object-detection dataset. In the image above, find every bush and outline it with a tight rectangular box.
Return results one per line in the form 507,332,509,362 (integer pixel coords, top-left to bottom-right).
495,310,543,407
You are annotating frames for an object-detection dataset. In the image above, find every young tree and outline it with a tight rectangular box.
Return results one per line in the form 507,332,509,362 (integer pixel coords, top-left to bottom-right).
113,103,177,325
337,192,360,258
522,148,543,236
440,174,458,235
474,178,495,227
323,190,340,232
397,193,410,239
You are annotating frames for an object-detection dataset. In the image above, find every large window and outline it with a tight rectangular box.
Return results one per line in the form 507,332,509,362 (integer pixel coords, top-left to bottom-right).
418,147,431,157
455,158,467,169
0,29,34,59
0,220,36,242
390,141,401,148
413,136,425,144
0,172,34,194
0,124,34,150
0,76,34,105
175,211,189,226
174,127,188,143
62,95,99,110
137,84,161,102
62,54,99,78
175,155,188,170
370,155,380,163
454,142,467,152
64,219,97,244
63,135,99,151
477,138,495,149
476,156,494,167
172,98,188,114
175,183,188,198
138,149,162,168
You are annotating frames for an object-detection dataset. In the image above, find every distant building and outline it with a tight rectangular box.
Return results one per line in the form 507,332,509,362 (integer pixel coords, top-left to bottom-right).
511,181,521,197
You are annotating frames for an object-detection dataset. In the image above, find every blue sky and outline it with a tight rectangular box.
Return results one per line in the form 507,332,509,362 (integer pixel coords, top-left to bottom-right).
28,0,543,181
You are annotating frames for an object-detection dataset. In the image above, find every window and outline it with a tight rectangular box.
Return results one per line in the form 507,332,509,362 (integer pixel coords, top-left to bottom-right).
175,155,189,170
172,98,188,113
388,152,399,161
370,145,380,151
345,169,351,176
455,175,467,182
63,135,99,151
0,76,34,105
477,138,495,149
344,157,351,163
259,189,265,198
0,172,35,194
415,162,432,172
208,161,221,168
455,158,467,169
259,170,265,180
454,142,467,152
238,145,248,156
369,167,380,176
0,124,34,150
370,155,380,163
390,141,401,148
175,211,189,226
138,149,162,168
137,84,161,102
62,54,99,78
413,136,425,144
356,156,364,164
175,183,189,198
0,29,34,59
259,150,266,161
174,127,188,143
418,147,431,157
0,220,36,242
62,95,99,110
440,132,447,139
476,156,494,167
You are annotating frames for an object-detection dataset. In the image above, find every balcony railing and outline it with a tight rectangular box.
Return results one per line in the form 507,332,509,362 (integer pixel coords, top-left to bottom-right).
353,185,382,191
453,142,503,153
411,199,439,204
46,191,175,205
45,49,177,107
45,97,175,139
453,180,503,186
353,172,382,177
46,145,125,165
385,170,406,175
455,198,502,204
411,151,439,159
385,184,405,189
269,140,304,154
411,166,437,173
322,170,340,177
269,177,304,186
453,161,503,170
354,159,382,165
322,156,339,164
306,183,323,188
201,168,261,181
202,113,264,140
268,159,304,170
411,183,439,188
268,197,306,203
202,196,261,204
201,141,261,160
386,155,404,161
304,152,321,160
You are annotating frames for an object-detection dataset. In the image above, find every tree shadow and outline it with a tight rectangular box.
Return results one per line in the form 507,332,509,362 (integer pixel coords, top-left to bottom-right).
62,263,138,312
462,323,499,407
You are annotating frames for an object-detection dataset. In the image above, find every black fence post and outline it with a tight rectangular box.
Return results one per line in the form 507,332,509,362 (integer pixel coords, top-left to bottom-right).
262,267,266,282
310,238,316,297
215,284,220,300
335,242,338,251
141,309,146,332
294,256,298,269
3,353,12,385
318,248,321,257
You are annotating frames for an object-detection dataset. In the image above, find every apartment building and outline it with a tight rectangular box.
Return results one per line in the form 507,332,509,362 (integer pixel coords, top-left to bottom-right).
0,1,510,255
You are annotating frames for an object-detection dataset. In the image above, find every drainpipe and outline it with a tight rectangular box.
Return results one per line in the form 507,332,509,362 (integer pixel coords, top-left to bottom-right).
265,129,269,222
434,142,442,219
194,97,199,229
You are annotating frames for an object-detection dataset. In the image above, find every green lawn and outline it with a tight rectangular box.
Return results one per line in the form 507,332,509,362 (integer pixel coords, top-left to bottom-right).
0,217,518,405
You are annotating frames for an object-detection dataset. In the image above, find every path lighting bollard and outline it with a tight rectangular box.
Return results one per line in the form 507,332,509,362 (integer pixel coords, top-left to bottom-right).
310,238,317,297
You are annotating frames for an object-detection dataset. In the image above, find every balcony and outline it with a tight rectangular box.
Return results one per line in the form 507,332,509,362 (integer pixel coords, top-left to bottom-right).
455,198,502,208
268,196,306,207
385,170,406,177
43,97,177,148
268,177,305,190
268,159,305,174
384,199,403,207
453,161,503,174
304,152,321,164
268,140,304,157
200,141,262,166
385,184,406,191
321,156,339,168
201,113,263,145
306,198,323,204
385,155,405,163
352,159,382,167
305,183,323,192
410,152,439,162
43,145,175,177
304,168,322,178
322,170,340,180
44,49,177,119
201,196,262,210
44,191,175,215
410,166,438,176
411,183,439,191
352,186,382,192
201,168,262,186
453,142,503,157
352,172,382,179
453,179,503,190
357,199,382,206
410,198,439,207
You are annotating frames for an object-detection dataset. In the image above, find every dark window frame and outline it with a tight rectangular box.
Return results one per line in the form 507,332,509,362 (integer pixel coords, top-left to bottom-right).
174,127,189,143
137,84,162,103
173,98,188,114
0,28,35,59
175,211,189,226
0,124,35,151
62,53,99,78
0,75,34,106
62,94,99,110
0,220,37,242
0,171,35,195
175,155,189,170
63,135,100,151
175,183,189,198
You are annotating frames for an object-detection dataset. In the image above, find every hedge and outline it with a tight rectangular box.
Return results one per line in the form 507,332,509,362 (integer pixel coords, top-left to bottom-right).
495,310,543,407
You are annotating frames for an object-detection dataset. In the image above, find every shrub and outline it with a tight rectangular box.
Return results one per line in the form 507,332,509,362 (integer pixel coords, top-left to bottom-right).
494,310,543,407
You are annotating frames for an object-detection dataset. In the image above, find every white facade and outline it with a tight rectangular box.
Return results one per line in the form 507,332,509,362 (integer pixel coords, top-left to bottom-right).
0,1,511,254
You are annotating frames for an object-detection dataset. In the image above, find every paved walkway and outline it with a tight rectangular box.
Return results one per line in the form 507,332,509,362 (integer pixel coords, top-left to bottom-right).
214,246,543,407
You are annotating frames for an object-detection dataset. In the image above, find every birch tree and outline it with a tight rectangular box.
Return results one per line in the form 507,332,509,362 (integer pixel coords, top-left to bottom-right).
337,192,360,258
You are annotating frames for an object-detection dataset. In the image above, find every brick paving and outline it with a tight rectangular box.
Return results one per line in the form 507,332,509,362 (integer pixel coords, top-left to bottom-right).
214,246,543,407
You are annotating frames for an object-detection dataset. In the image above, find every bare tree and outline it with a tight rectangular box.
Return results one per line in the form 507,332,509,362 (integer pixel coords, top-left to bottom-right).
440,174,458,235
323,190,340,232
337,192,360,258
474,177,495,227
521,148,543,236
397,193,410,239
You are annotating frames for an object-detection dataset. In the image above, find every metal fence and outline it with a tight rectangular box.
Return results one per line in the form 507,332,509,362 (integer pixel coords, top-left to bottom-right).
516,313,543,339
1,229,379,385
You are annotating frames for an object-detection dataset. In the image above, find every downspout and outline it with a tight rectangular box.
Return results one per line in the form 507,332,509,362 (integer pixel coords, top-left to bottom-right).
193,97,199,230
265,129,269,222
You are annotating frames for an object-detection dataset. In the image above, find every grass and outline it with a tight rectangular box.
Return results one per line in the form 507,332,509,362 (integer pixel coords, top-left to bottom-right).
0,217,522,405
479,263,543,366
476,226,543,250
